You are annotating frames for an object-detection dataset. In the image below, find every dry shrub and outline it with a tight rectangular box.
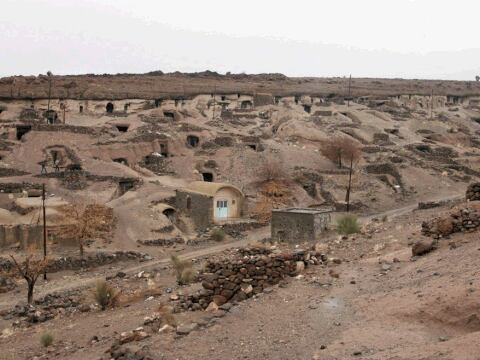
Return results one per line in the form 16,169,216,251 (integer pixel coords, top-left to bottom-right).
170,255,195,285
210,228,225,242
253,180,292,224
94,280,120,310
158,304,177,327
40,332,54,347
257,158,285,182
336,214,361,235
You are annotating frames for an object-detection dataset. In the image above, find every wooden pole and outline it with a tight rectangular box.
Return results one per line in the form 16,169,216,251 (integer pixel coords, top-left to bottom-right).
47,79,52,111
42,184,47,280
347,74,352,107
212,85,217,120
346,155,353,212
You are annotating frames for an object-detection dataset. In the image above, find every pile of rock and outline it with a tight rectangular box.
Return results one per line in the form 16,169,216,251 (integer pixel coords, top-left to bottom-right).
466,183,480,201
172,247,324,312
2,289,84,325
421,203,480,238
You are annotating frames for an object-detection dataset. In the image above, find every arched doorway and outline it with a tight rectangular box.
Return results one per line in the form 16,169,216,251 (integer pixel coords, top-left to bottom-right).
106,102,114,113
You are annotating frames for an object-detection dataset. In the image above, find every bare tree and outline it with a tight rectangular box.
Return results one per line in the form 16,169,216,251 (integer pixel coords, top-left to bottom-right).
59,203,115,257
10,248,49,304
476,75,480,82
345,149,361,212
320,136,361,168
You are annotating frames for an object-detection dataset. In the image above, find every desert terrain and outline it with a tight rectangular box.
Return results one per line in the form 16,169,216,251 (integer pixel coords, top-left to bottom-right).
0,72,478,359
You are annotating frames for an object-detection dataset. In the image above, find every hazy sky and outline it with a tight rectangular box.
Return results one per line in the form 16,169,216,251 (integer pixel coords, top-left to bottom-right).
2,0,480,79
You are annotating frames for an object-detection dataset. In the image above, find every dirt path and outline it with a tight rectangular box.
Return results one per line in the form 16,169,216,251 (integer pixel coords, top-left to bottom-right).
0,193,462,311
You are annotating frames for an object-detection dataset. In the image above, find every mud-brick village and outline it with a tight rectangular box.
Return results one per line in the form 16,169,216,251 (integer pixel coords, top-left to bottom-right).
1,1,480,359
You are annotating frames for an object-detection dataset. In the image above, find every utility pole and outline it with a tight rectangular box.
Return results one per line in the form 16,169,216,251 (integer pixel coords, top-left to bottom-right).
345,155,354,212
47,71,53,111
347,74,352,107
212,85,217,120
42,184,47,280
430,87,433,120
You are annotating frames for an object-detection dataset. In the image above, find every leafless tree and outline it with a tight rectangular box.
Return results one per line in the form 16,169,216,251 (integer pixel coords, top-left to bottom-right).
59,203,115,257
10,248,49,304
320,136,361,168
476,75,480,82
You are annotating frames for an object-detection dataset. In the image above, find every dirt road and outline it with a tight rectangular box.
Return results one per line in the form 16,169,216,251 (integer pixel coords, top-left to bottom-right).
0,193,462,311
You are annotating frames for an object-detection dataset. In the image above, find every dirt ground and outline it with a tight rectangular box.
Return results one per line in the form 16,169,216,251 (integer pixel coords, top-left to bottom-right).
0,202,478,360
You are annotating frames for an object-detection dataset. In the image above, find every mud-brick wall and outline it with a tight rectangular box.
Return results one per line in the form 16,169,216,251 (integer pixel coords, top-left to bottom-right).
0,224,42,249
175,190,213,230
271,211,330,243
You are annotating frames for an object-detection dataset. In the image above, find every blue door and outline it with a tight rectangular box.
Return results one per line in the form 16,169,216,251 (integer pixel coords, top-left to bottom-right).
215,200,228,219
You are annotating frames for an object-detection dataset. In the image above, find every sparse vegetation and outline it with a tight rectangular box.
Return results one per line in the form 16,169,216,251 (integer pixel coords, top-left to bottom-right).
158,304,177,327
40,332,54,347
320,136,361,168
60,203,115,257
9,246,49,304
210,228,225,242
336,214,361,235
171,255,196,285
94,279,120,310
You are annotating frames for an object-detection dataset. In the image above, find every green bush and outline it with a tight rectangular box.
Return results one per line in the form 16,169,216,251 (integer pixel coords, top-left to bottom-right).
171,255,195,285
94,280,120,310
210,228,225,242
336,214,361,235
40,332,53,347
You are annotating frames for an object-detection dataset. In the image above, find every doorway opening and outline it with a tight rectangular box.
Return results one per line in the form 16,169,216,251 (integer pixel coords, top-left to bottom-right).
202,172,214,182
106,102,114,113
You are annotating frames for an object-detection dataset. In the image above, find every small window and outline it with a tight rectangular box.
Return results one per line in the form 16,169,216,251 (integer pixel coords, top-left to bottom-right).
186,196,191,210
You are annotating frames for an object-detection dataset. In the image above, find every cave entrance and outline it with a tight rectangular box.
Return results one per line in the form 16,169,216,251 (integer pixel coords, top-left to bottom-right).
16,125,32,140
163,111,175,120
186,135,199,147
45,110,58,124
79,105,83,113
113,158,129,166
202,172,214,182
115,124,129,132
240,100,253,110
106,102,114,113
247,144,257,151
162,208,176,222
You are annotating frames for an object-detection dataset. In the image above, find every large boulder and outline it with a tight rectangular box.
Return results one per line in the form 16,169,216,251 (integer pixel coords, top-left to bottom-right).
412,239,436,256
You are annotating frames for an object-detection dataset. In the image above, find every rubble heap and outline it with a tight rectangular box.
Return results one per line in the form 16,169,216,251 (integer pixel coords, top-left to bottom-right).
466,183,480,201
173,247,325,312
421,202,480,238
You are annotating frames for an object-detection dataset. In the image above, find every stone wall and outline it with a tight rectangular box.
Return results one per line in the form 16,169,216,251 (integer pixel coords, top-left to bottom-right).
175,190,213,230
421,202,480,238
271,210,330,243
466,183,480,201
0,224,42,248
0,251,150,274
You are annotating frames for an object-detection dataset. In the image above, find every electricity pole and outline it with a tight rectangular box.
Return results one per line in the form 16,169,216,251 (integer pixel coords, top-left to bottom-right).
47,71,53,111
345,155,354,212
212,85,217,120
347,74,352,107
42,184,47,280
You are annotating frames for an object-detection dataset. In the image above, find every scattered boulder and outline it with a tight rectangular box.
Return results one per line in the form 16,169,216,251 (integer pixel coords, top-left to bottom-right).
412,239,436,256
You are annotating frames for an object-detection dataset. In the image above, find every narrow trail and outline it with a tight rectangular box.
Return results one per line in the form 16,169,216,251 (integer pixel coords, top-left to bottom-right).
0,193,462,311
